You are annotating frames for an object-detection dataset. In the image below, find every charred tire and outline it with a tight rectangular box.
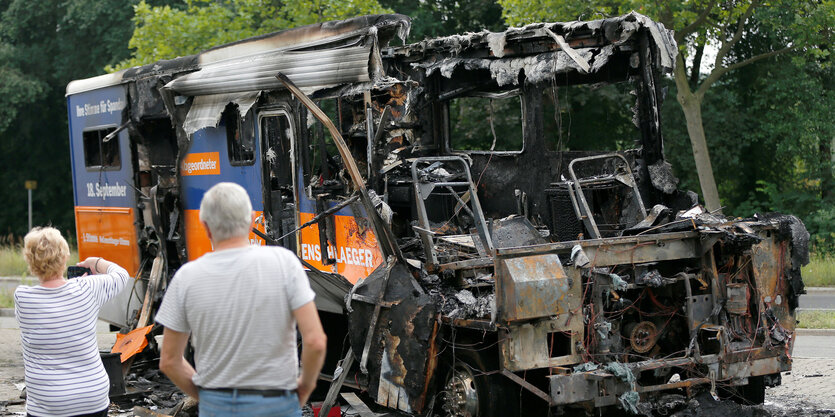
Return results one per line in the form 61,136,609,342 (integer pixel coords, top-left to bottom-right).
736,375,765,405
720,375,765,405
440,349,518,417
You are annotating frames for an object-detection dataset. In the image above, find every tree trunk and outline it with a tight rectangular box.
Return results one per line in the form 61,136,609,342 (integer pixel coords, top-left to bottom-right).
674,60,722,212
822,136,834,202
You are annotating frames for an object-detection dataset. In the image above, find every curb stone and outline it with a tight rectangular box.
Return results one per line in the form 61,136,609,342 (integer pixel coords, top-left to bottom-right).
795,328,835,336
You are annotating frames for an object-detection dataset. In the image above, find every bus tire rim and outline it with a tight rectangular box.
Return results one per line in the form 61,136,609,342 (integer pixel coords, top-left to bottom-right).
444,362,480,417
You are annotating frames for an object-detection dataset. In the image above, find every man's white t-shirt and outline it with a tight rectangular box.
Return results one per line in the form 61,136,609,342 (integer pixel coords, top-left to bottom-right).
155,245,315,390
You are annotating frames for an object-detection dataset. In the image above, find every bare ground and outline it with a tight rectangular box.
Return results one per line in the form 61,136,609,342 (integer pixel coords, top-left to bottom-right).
0,316,833,416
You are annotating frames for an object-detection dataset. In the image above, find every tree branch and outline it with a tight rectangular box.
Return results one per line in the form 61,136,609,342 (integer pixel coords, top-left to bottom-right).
697,46,795,96
723,46,796,72
659,2,675,29
713,0,761,70
674,52,695,99
690,38,706,88
676,1,718,43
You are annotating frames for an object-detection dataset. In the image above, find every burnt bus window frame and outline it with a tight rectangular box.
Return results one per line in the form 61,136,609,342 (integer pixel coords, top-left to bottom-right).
258,108,296,195
303,99,342,199
82,126,121,171
444,89,526,155
540,83,638,152
224,104,256,166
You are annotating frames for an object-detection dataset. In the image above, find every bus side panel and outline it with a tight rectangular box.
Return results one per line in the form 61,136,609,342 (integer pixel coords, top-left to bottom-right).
181,123,265,260
67,86,139,276
74,207,140,276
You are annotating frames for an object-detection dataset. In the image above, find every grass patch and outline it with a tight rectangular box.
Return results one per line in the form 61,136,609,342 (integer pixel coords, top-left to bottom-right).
0,288,13,309
797,310,835,329
0,244,79,277
0,245,29,276
802,253,835,287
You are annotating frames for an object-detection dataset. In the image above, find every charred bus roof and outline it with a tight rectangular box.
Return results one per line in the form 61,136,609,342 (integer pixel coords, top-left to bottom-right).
390,11,675,85
67,12,675,98
65,13,412,96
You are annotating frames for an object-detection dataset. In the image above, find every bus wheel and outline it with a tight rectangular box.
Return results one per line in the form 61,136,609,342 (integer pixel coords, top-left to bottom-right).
440,351,518,417
735,375,765,405
444,360,480,416
720,375,765,405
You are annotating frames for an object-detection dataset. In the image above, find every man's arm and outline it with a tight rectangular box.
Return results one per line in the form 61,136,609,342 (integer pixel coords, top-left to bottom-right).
159,327,199,399
293,301,327,406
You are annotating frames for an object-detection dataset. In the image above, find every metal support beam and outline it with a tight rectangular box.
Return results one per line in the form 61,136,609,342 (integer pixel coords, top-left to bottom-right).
275,72,403,263
319,347,355,417
501,369,555,406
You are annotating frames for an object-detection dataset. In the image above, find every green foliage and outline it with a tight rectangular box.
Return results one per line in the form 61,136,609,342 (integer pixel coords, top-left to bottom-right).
449,95,523,151
379,0,504,40
663,54,834,251
542,83,636,152
498,0,832,48
0,0,137,236
661,78,745,196
496,0,734,30
0,44,45,134
447,83,639,153
497,0,612,25
806,208,835,255
110,0,392,71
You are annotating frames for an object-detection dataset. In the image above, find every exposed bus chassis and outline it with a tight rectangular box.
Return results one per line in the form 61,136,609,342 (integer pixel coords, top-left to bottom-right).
345,164,807,415
65,11,809,416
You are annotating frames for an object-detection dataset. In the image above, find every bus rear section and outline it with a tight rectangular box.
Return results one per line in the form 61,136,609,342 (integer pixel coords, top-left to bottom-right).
67,84,141,328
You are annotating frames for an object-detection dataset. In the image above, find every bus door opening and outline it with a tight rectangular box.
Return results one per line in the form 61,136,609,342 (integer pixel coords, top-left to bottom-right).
260,111,298,250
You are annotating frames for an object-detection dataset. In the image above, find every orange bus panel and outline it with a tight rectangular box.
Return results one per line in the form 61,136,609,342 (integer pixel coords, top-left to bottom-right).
74,206,140,277
297,212,383,284
183,209,266,261
181,152,221,176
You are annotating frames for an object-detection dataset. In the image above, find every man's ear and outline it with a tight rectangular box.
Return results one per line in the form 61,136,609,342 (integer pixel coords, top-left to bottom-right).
201,221,213,241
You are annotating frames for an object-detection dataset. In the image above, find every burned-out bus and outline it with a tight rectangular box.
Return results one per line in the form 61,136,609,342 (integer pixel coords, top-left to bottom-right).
66,13,808,416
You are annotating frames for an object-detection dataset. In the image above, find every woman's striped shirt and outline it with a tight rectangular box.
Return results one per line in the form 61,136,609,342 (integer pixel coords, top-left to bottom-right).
14,265,129,417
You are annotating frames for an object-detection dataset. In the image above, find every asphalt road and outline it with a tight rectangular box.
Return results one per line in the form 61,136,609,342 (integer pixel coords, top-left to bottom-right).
794,331,835,358
799,289,835,310
0,277,27,293
0,316,833,416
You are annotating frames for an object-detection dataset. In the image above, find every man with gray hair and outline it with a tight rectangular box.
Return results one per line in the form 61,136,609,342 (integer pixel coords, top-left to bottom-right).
156,182,326,416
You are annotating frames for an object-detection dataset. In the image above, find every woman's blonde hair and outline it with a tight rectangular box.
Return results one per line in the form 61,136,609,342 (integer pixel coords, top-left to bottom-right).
23,227,70,279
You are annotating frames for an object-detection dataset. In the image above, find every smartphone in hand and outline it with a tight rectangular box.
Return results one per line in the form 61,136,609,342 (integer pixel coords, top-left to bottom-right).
67,266,92,278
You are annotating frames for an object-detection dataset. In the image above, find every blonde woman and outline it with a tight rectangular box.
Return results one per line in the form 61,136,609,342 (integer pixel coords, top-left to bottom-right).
14,227,130,417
